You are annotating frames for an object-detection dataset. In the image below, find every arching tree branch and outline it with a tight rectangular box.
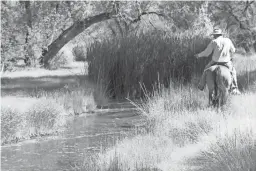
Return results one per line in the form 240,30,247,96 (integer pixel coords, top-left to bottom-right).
42,5,166,68
42,12,114,68
131,11,166,23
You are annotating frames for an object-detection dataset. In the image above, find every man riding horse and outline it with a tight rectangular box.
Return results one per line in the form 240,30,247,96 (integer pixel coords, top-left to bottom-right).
195,28,241,95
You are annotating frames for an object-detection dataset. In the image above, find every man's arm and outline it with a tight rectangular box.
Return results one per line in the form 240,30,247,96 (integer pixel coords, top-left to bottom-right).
229,39,236,61
196,41,214,58
230,40,236,54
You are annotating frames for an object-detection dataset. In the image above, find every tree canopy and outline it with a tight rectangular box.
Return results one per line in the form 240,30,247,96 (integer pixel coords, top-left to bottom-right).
1,1,255,68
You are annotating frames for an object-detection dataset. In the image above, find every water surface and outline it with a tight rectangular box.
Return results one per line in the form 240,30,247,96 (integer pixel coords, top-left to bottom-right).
1,105,145,171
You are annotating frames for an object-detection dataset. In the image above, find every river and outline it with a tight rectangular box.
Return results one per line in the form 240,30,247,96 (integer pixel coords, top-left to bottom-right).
1,103,145,171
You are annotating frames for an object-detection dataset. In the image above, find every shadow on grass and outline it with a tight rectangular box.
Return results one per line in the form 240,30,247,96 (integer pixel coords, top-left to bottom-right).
1,75,93,96
185,142,256,171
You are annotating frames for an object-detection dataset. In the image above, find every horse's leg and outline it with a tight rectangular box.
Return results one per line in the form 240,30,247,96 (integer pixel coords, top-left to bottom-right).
218,91,222,108
208,91,212,106
221,89,229,106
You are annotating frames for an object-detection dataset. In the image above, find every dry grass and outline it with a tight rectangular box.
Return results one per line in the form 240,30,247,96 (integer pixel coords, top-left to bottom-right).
1,97,68,145
94,91,256,171
234,53,256,92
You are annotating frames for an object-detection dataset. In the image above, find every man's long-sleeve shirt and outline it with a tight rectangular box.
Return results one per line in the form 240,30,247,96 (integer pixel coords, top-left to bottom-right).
197,36,236,63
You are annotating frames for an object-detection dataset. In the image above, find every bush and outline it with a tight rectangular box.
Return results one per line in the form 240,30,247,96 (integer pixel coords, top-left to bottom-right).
1,107,24,144
49,50,69,70
1,97,68,145
87,29,211,99
25,98,67,135
72,45,87,62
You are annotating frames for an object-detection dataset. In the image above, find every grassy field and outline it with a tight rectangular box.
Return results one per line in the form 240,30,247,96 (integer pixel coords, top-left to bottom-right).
86,54,256,171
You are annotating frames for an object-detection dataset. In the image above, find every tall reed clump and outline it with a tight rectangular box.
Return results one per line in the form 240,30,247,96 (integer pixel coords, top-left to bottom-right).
87,30,211,99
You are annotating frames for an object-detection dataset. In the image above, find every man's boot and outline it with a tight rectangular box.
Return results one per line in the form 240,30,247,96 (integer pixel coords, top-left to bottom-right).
198,72,206,91
230,76,241,95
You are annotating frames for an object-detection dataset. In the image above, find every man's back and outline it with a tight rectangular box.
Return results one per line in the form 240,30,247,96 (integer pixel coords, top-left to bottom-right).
197,35,236,63
212,36,235,63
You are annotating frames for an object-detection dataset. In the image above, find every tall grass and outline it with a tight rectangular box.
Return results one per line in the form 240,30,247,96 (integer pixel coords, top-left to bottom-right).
234,53,256,92
87,30,211,99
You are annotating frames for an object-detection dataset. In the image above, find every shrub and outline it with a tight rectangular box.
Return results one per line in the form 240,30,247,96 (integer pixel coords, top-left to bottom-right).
49,50,69,70
25,98,67,135
72,45,87,62
1,97,68,145
1,107,24,144
49,44,74,69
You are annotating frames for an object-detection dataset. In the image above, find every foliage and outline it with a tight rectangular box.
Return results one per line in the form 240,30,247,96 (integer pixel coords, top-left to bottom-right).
208,1,256,52
48,51,69,70
2,1,254,69
1,1,27,63
1,1,98,65
48,44,74,69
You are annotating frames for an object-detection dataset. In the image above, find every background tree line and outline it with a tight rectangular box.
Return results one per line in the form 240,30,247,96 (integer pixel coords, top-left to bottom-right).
1,1,255,69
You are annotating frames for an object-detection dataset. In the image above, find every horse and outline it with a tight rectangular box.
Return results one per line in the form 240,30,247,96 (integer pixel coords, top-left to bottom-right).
205,65,232,107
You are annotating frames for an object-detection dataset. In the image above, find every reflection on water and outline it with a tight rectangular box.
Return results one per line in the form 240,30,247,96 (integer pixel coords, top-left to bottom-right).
1,107,145,171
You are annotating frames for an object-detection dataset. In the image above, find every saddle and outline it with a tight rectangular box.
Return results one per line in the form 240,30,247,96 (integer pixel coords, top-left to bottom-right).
210,62,230,70
211,62,235,91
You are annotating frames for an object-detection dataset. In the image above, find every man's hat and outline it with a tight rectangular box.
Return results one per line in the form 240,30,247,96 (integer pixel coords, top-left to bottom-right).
211,28,223,35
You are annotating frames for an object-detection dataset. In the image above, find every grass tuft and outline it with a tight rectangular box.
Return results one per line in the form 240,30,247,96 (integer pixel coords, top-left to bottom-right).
1,97,68,145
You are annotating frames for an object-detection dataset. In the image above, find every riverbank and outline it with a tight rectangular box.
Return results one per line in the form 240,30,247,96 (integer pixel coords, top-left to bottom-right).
94,87,256,171
1,61,109,145
1,62,86,78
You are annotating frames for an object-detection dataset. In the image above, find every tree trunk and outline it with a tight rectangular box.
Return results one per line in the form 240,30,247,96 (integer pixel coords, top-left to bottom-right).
24,1,32,66
42,12,113,68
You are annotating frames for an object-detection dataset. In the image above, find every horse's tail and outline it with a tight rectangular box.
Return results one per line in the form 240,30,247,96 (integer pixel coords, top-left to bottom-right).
215,66,230,106
215,66,221,82
212,66,220,103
